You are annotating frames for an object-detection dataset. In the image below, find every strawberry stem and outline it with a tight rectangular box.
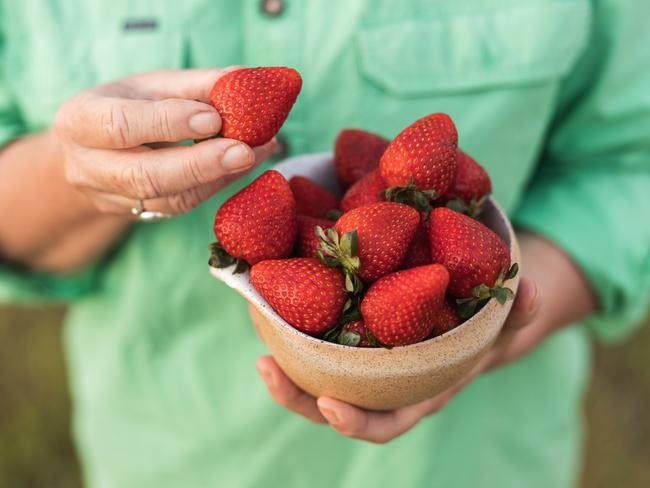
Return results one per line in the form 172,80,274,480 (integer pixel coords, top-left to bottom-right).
382,177,438,214
456,262,519,319
208,241,249,274
315,226,364,294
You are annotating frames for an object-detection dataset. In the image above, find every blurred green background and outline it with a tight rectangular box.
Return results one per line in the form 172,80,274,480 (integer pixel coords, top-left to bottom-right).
1,305,649,488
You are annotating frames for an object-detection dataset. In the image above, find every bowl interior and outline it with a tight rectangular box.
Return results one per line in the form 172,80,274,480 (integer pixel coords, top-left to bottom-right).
210,153,517,351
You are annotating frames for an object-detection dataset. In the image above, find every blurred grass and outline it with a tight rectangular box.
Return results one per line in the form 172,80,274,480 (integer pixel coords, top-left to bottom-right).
0,305,648,488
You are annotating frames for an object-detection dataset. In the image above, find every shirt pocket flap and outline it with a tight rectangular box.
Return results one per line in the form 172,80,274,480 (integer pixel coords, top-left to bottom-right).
356,2,591,96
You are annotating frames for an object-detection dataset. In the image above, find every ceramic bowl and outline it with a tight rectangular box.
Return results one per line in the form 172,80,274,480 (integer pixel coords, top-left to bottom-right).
210,153,520,410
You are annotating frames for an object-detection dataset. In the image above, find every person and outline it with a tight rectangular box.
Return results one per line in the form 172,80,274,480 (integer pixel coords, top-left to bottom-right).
0,1,648,487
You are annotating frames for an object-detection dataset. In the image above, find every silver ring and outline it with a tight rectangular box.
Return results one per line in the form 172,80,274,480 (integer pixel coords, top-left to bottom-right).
130,199,173,222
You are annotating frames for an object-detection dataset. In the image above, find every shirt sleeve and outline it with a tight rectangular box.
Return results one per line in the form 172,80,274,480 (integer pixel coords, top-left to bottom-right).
512,0,650,341
0,17,101,305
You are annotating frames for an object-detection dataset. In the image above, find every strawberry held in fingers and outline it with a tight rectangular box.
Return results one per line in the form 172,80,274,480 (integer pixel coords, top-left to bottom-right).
289,176,340,219
428,207,518,318
209,67,302,146
380,113,458,208
250,258,347,336
296,215,335,257
211,170,297,270
317,202,420,290
340,169,386,213
440,149,492,217
361,264,450,346
334,129,389,189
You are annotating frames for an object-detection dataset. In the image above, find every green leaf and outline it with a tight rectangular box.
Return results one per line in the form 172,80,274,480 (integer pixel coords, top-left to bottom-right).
446,199,468,214
208,241,236,269
338,330,361,347
347,230,359,257
326,209,343,220
323,326,342,343
472,284,491,299
344,273,355,293
315,225,328,240
491,287,509,304
506,263,519,280
457,299,478,319
502,287,515,301
233,259,250,274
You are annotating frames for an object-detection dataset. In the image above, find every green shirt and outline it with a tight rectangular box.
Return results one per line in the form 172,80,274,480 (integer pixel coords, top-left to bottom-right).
2,1,650,487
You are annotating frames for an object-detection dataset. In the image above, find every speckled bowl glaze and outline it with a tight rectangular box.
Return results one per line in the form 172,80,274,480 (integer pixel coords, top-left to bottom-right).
210,153,520,410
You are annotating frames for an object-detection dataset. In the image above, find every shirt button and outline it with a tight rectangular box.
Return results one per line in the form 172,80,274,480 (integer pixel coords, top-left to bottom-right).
273,134,289,160
260,0,284,17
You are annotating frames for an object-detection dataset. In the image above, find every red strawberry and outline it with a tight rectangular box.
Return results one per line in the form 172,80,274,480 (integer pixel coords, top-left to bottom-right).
318,202,419,289
250,258,347,336
209,67,302,147
338,320,372,347
429,300,462,338
296,215,335,257
340,170,386,213
428,208,517,317
439,149,492,217
334,129,389,189
381,113,458,211
361,264,450,346
212,170,296,268
289,176,340,219
402,218,431,269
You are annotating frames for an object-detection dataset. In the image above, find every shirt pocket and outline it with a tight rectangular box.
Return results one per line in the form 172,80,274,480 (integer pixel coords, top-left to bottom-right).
355,1,591,98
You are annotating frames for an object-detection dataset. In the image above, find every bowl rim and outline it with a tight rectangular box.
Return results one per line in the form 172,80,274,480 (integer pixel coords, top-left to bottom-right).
209,153,520,353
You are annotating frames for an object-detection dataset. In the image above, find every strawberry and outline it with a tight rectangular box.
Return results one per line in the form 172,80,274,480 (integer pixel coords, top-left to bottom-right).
402,218,431,269
439,149,492,217
428,207,517,317
429,300,462,338
334,129,389,190
209,67,302,147
289,176,340,219
361,264,450,346
381,113,458,212
250,258,347,336
338,320,373,347
296,215,335,257
317,202,420,290
340,169,386,213
212,170,296,269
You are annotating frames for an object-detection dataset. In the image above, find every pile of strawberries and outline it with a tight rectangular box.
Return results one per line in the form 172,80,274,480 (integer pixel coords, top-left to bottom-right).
208,67,517,347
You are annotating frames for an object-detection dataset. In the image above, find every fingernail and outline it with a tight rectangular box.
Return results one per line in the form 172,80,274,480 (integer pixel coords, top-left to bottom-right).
222,144,253,172
320,407,340,425
189,111,221,135
257,365,275,388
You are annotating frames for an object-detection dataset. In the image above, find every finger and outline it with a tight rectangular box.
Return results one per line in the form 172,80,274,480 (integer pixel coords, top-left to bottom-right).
81,139,276,215
73,138,259,199
60,94,222,148
317,396,443,444
257,357,326,424
500,277,540,334
118,67,233,103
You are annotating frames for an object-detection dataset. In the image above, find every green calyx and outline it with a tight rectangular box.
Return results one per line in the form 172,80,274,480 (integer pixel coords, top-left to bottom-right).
208,241,249,274
315,226,364,294
382,177,438,213
445,195,488,218
456,262,519,319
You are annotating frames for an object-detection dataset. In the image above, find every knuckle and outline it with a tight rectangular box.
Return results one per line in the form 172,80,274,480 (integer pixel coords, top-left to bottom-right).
184,153,210,186
154,102,176,141
120,162,161,199
167,188,203,214
102,104,131,147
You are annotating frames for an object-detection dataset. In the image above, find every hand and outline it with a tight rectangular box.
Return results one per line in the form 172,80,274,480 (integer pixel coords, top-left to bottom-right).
255,232,597,443
54,68,276,217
